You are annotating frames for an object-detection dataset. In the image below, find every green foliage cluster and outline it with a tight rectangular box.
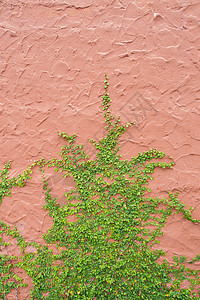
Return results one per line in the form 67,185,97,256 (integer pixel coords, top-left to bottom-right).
0,76,200,299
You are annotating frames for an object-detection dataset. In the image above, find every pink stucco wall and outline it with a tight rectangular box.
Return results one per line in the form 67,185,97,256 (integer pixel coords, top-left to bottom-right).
0,0,200,298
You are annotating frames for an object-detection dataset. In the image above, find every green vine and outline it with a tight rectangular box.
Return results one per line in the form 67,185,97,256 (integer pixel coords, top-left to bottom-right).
0,76,200,299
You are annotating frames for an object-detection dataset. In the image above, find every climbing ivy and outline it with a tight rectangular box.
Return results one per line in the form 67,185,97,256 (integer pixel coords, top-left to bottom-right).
0,76,200,299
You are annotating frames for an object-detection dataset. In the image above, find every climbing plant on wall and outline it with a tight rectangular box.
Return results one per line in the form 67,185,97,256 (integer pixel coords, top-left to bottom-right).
0,76,200,299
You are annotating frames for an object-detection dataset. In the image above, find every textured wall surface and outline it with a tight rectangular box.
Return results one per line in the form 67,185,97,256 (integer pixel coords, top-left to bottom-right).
0,0,200,298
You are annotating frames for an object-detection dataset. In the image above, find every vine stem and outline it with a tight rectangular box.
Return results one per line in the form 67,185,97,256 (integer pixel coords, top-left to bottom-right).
16,288,19,300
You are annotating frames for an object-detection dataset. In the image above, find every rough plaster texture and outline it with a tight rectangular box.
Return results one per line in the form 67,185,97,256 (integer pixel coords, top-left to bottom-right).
0,0,200,298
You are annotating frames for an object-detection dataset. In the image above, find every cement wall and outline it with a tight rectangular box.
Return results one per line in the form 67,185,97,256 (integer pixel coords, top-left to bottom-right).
0,0,200,298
